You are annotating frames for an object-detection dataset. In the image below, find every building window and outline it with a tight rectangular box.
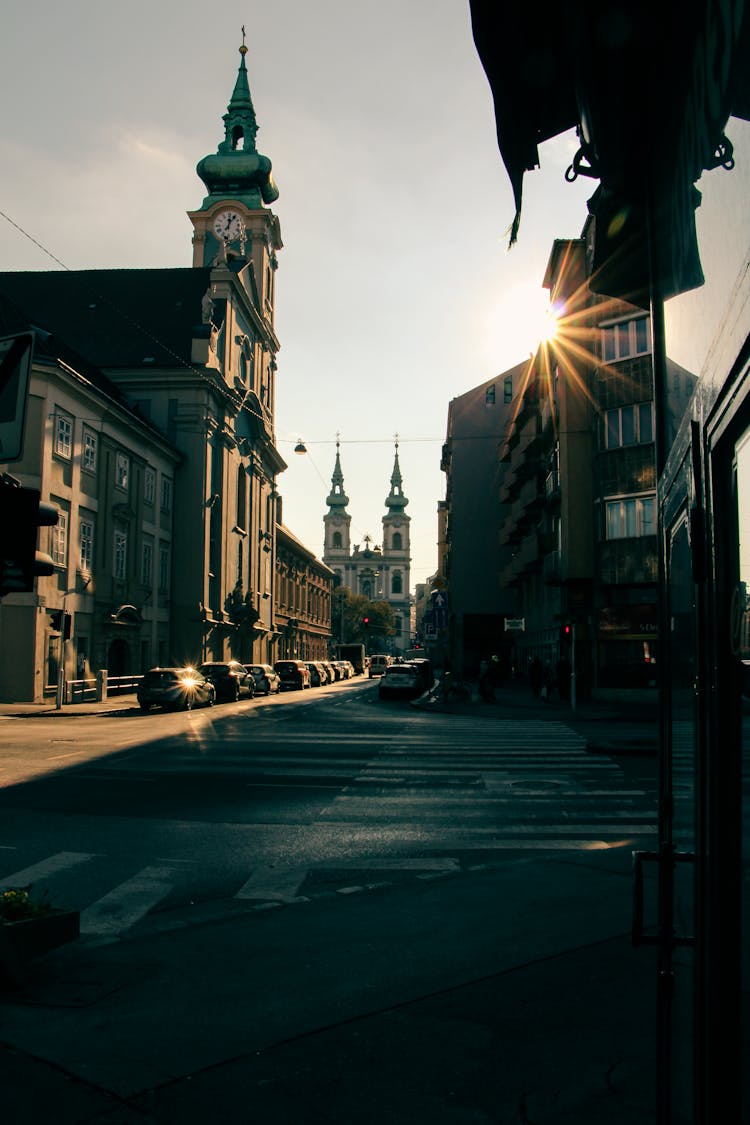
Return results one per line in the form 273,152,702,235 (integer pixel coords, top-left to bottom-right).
236,467,247,530
113,529,127,579
392,571,403,595
116,452,129,491
485,384,496,406
161,476,172,513
392,532,402,550
159,545,170,592
79,517,95,573
52,509,68,567
601,315,651,362
332,532,342,549
605,494,656,539
144,467,156,505
142,541,153,587
82,430,97,473
54,412,73,459
504,376,513,404
603,402,655,449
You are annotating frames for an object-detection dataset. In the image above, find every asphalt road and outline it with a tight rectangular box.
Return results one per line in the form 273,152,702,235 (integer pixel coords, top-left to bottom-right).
0,678,658,942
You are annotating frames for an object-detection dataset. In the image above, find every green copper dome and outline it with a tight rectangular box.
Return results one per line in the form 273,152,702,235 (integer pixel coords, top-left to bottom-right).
196,40,279,209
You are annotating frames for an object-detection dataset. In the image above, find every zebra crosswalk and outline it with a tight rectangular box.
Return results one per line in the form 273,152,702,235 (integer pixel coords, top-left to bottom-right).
0,714,658,940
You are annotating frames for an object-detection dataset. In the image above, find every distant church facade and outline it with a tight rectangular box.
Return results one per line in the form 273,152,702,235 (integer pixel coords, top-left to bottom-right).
322,442,412,655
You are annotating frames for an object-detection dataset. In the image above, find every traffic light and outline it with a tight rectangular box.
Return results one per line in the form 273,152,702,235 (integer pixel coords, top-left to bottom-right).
363,616,370,629
560,622,572,647
0,474,58,597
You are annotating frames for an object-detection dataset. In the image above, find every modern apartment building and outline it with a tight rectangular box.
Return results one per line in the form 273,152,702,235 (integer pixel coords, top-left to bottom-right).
497,226,695,694
440,367,525,676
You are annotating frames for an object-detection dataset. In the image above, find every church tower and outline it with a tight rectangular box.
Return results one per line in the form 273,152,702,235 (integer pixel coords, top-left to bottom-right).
381,441,412,649
322,439,352,585
187,30,282,317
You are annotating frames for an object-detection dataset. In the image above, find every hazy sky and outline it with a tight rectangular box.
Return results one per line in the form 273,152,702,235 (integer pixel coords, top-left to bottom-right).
0,0,595,588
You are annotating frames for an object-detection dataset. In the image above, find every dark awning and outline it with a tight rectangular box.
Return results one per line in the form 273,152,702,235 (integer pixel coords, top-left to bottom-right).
470,0,749,303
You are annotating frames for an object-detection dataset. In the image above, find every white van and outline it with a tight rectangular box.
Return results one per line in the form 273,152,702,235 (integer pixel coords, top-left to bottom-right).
368,654,393,678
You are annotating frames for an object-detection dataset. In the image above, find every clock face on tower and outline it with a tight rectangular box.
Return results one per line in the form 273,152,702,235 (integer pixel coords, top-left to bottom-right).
213,209,244,242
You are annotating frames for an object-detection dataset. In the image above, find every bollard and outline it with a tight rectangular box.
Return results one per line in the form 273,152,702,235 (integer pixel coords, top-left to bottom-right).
96,669,108,702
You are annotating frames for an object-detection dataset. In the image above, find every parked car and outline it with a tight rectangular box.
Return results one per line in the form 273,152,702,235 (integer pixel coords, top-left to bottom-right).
330,660,346,681
199,661,255,702
274,659,311,690
321,661,336,684
306,661,330,687
408,658,434,692
378,662,423,700
137,667,216,712
244,663,281,695
341,660,355,679
369,654,393,678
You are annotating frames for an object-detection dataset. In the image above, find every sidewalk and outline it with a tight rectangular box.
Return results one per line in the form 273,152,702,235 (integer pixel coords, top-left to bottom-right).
1,848,656,1124
0,692,141,719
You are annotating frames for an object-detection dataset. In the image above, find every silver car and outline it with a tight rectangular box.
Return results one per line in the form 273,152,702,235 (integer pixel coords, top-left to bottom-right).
245,663,281,695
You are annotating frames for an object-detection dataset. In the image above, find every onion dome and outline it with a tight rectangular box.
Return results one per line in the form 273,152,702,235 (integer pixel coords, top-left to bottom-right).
196,36,279,209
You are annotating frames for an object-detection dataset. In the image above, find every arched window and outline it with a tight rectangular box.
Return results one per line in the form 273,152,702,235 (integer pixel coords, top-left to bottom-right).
332,531,342,549
392,532,402,550
236,467,247,530
391,572,402,595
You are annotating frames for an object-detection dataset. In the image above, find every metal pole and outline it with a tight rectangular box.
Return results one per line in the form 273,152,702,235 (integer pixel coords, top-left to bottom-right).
570,624,577,712
55,594,66,709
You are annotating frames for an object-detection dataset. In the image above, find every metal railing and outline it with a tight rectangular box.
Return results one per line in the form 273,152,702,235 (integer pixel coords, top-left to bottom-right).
63,672,144,705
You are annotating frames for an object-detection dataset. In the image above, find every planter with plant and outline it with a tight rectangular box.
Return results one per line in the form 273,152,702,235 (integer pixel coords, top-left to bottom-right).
1,885,80,986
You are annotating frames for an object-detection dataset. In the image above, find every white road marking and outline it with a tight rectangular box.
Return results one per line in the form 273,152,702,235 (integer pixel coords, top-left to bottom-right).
80,865,175,936
0,851,97,888
235,864,310,904
235,856,461,904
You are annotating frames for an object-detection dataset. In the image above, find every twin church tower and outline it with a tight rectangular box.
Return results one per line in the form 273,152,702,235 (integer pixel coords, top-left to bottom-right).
323,440,412,650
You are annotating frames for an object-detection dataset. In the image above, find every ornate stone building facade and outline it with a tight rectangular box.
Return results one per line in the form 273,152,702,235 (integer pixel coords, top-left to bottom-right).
322,442,412,654
0,38,331,698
